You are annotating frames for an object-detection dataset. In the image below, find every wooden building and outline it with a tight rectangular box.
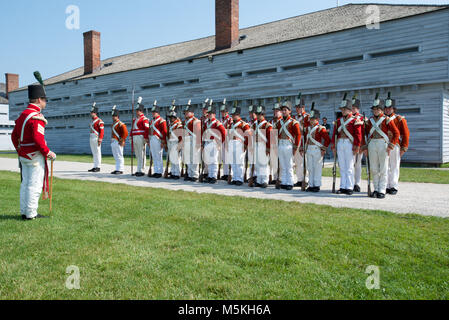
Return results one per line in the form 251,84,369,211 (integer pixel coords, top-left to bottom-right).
6,2,449,163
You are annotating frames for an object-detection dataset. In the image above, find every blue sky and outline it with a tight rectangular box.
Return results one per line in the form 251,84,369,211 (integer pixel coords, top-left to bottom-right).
1,0,447,86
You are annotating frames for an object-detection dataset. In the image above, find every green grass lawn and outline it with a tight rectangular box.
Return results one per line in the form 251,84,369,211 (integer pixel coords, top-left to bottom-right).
0,170,447,300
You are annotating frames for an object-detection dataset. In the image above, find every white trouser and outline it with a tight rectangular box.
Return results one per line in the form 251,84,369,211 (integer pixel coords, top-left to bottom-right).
20,153,45,218
255,142,269,184
133,135,146,173
150,136,163,174
337,139,355,190
306,145,323,188
354,152,363,186
369,139,389,194
111,140,124,172
228,139,245,182
387,145,401,189
183,136,200,178
294,143,307,183
279,140,294,186
168,140,181,177
222,144,230,176
204,141,219,179
90,133,102,168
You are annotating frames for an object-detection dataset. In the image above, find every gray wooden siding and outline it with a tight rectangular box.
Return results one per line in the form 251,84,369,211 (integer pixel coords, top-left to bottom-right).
8,9,449,162
443,90,449,163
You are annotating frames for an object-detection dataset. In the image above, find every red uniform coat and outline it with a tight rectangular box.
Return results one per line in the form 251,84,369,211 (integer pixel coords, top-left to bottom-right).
387,113,410,152
90,116,105,141
331,115,363,148
227,117,251,147
362,114,400,148
183,116,202,146
221,115,233,128
203,117,226,142
11,104,50,159
150,116,168,142
111,120,128,145
304,124,331,151
131,114,150,140
168,119,183,143
11,103,51,196
276,116,301,149
252,119,273,150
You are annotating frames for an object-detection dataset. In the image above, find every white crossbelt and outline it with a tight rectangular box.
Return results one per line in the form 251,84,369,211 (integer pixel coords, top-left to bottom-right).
20,112,40,143
369,117,389,143
151,117,165,139
169,122,181,141
204,119,221,141
230,120,245,141
90,118,101,136
133,116,148,134
386,114,400,125
279,118,294,143
307,125,324,148
337,117,354,143
255,120,270,143
184,118,196,138
112,121,122,139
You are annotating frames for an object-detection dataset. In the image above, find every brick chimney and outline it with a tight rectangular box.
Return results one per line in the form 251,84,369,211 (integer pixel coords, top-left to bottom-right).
215,0,239,50
5,73,19,99
83,30,101,75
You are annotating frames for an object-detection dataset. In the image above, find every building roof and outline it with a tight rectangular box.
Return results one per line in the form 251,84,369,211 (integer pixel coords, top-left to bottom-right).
13,3,449,92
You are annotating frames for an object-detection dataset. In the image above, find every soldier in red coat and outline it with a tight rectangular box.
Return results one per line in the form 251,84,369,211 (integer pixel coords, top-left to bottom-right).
252,105,273,188
11,85,56,220
228,106,251,185
202,104,226,183
131,102,149,176
362,97,400,199
277,100,301,190
88,103,104,172
148,103,168,178
294,97,310,187
331,98,362,195
301,109,331,192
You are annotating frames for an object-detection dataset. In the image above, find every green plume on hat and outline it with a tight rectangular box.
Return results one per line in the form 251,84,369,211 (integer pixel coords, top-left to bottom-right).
33,71,44,86
375,92,380,100
387,92,391,99
342,93,348,100
352,93,358,100
311,102,315,111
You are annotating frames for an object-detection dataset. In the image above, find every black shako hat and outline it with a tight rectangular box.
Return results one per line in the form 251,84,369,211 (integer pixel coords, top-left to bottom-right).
28,85,47,100
231,106,241,115
255,105,266,115
112,105,119,117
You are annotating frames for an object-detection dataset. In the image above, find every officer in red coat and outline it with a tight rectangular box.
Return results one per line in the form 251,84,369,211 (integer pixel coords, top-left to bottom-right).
11,85,56,220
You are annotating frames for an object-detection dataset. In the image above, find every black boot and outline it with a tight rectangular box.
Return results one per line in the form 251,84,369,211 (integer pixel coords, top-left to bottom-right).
353,185,361,192
389,188,398,195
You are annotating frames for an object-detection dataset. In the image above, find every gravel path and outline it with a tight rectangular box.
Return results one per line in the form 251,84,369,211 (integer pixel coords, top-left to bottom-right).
1,158,448,218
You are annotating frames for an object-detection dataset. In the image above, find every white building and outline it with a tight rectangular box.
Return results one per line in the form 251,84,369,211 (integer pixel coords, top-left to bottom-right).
0,95,15,151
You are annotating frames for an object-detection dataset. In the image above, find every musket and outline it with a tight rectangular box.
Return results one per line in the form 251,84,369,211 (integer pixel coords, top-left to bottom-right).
131,87,135,175
302,100,313,191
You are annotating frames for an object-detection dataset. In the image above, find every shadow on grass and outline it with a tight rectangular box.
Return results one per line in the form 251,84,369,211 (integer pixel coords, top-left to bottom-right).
0,215,22,221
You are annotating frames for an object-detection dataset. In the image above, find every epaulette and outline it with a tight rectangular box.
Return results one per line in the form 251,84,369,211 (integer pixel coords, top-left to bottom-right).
32,115,48,125
292,119,299,126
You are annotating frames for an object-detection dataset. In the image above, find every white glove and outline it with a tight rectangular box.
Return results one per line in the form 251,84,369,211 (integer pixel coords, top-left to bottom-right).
47,151,57,161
